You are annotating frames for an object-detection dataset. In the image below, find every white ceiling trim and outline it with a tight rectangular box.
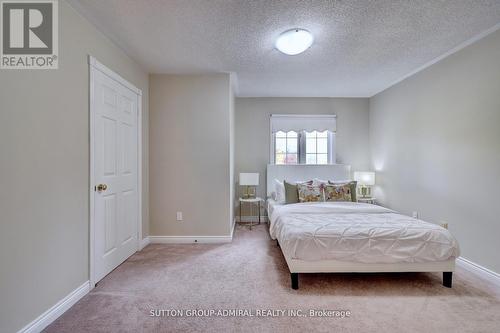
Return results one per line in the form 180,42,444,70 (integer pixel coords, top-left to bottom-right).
373,21,500,97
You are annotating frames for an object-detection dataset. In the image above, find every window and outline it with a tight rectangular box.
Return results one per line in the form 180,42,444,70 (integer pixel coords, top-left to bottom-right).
275,131,298,164
305,130,329,164
270,114,336,165
273,130,335,165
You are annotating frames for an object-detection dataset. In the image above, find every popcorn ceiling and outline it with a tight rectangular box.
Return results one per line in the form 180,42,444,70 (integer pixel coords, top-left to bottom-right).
68,0,500,97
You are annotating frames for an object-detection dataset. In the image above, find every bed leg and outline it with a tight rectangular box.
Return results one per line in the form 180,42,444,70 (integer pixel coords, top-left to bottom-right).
291,273,298,290
443,272,452,288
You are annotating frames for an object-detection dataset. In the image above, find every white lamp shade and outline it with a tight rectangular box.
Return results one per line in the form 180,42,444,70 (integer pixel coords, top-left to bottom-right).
354,171,375,186
239,173,259,186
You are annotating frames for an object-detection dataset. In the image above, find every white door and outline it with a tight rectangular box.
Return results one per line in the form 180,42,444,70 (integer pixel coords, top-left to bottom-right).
91,66,139,283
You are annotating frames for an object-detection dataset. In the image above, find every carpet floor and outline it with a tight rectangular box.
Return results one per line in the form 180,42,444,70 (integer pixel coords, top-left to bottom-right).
46,224,500,333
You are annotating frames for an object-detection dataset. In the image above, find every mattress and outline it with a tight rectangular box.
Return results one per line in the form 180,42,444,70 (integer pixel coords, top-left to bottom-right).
269,202,460,264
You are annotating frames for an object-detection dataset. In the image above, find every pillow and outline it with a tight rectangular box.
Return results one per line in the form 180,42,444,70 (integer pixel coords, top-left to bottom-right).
312,178,328,187
274,179,285,203
328,180,357,202
284,180,313,204
284,181,299,204
297,184,324,202
324,183,352,202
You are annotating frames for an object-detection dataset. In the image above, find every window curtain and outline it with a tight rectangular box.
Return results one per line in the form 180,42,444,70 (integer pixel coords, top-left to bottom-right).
270,114,337,133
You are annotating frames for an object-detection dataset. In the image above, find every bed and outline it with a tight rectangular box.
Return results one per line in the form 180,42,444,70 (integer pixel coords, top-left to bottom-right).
266,164,460,289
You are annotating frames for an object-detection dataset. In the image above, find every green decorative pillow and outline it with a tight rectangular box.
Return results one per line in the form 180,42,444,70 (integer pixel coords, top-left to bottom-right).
329,180,357,202
284,180,313,204
284,181,299,204
297,184,324,202
324,183,352,202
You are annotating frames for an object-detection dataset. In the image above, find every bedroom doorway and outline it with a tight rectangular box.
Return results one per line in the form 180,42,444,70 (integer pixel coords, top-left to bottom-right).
89,56,143,286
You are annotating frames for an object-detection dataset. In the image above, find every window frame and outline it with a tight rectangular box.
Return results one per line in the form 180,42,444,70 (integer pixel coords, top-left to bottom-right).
271,130,336,165
273,130,299,165
300,130,335,165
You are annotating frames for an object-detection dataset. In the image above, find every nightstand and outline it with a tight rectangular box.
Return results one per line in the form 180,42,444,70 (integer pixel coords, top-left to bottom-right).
239,197,262,229
357,197,376,204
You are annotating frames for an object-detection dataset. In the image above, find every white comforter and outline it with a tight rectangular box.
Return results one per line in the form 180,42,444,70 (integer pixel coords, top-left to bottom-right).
269,202,460,264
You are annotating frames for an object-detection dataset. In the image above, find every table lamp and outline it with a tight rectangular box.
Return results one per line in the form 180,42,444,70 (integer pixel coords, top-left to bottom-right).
354,171,375,198
239,173,259,199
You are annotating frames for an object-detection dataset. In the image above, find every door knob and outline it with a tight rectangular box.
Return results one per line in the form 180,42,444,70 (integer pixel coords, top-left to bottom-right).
96,184,108,192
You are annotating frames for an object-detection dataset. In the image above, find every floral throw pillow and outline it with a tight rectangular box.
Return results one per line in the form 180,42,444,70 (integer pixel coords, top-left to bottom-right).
297,184,323,202
324,183,352,202
284,180,313,204
328,180,357,202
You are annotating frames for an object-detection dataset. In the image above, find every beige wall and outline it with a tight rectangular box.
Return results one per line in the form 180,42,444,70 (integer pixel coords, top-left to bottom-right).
235,97,370,216
0,1,149,332
149,74,233,236
370,29,500,273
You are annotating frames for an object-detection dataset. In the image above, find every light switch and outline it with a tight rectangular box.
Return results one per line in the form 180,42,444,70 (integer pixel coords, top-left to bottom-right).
176,211,183,221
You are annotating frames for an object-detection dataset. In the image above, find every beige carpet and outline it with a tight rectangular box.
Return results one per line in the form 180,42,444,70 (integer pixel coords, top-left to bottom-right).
46,224,500,332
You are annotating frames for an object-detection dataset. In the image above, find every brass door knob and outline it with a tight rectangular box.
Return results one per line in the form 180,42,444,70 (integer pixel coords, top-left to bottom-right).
96,184,108,192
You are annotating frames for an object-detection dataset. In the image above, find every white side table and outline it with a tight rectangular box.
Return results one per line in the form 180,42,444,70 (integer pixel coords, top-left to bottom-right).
357,197,376,204
239,197,262,229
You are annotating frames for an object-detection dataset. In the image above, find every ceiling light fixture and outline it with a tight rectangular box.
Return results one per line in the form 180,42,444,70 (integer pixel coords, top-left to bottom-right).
275,28,314,55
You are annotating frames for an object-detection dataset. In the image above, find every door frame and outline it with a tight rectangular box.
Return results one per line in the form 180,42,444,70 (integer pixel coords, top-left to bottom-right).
88,55,143,288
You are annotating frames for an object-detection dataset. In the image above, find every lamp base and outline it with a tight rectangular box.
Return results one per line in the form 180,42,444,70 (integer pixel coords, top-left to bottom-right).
359,186,371,198
244,186,256,199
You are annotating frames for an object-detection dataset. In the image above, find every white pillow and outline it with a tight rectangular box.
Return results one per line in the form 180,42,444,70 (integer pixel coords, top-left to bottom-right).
274,179,285,203
313,178,328,186
314,178,353,185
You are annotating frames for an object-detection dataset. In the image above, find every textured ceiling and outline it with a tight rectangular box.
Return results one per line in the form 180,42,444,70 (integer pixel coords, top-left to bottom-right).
68,0,500,97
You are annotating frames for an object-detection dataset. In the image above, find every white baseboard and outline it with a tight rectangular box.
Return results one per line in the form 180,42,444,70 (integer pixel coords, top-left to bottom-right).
140,236,151,250
149,235,232,244
457,256,500,287
18,281,90,333
146,222,237,245
235,215,269,223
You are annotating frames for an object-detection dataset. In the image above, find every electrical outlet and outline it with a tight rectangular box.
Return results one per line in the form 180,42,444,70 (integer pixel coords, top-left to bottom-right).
412,211,418,219
176,211,183,221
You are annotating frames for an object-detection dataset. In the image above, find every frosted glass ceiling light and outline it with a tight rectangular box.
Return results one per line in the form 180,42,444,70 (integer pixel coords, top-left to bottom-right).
275,29,314,55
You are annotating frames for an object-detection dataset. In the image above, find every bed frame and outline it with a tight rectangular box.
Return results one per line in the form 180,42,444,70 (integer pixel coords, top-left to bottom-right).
267,164,455,289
